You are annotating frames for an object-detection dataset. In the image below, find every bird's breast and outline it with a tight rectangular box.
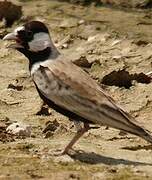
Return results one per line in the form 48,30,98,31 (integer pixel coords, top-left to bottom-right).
32,67,58,94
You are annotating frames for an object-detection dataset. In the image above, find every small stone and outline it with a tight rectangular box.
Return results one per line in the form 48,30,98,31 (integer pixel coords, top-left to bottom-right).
53,154,74,163
61,43,68,49
112,55,122,60
78,19,85,25
6,122,31,137
88,35,97,42
111,39,122,46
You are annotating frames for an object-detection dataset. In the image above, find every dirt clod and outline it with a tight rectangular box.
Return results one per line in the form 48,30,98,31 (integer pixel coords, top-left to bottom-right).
0,1,22,27
102,70,152,88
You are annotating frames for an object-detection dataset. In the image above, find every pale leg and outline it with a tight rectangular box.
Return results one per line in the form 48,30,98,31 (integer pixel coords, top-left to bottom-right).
62,123,90,154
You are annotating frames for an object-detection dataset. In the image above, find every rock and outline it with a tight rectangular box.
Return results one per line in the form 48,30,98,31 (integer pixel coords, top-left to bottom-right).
78,19,85,25
111,39,122,46
53,154,74,163
61,43,69,49
6,122,31,137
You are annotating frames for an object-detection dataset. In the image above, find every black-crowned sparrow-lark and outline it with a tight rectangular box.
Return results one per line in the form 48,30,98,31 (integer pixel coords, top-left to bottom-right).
3,21,152,154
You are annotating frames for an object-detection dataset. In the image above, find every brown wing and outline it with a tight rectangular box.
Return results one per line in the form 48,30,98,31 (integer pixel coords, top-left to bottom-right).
32,58,152,143
46,59,114,103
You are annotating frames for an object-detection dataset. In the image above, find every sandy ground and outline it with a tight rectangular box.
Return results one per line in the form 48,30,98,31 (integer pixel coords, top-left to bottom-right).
1,0,152,179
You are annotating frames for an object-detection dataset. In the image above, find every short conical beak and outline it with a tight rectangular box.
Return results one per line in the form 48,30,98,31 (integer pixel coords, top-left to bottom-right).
3,32,17,41
3,32,23,49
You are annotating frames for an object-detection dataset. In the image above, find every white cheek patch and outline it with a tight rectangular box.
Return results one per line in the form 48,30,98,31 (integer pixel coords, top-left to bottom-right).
14,26,25,35
29,32,51,52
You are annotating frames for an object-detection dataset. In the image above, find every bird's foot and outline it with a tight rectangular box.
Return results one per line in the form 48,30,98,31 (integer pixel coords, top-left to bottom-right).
49,148,75,156
62,148,76,156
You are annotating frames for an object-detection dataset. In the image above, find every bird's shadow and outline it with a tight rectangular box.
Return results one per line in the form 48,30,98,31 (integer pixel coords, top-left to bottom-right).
121,144,152,151
68,149,152,166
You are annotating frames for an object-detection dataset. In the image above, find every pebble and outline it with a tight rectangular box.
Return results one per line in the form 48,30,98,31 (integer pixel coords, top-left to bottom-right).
53,154,74,163
61,43,68,49
78,19,85,25
6,122,31,137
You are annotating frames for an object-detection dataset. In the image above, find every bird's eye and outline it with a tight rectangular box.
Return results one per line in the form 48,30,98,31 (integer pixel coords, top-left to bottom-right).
26,31,33,39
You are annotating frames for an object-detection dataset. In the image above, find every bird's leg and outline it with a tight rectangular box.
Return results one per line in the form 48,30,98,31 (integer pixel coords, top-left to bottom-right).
62,123,90,155
73,121,100,131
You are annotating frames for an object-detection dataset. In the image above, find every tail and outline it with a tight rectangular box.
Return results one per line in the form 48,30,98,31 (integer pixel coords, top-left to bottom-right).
140,130,152,144
98,100,152,144
122,121,152,144
116,109,152,144
97,85,152,144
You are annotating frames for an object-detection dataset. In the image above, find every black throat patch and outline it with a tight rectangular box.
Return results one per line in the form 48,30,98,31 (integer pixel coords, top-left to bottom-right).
18,47,51,70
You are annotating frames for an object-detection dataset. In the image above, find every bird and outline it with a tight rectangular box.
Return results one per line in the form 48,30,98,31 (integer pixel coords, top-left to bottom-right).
3,21,152,155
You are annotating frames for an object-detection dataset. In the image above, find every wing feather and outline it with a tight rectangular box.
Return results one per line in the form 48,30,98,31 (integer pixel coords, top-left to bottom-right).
32,58,152,143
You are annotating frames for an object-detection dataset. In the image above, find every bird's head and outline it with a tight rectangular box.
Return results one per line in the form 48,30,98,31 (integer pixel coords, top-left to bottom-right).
3,21,59,63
